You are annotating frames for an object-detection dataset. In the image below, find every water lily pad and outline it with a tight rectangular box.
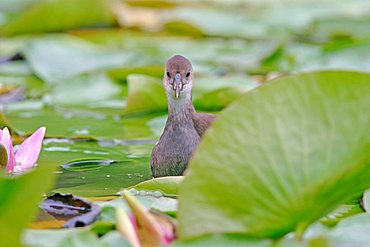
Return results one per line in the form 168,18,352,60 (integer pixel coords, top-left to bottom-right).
22,35,133,83
62,159,116,172
5,103,161,140
178,71,370,239
124,74,167,114
124,176,184,196
38,141,153,197
2,0,115,35
23,228,86,247
45,73,122,105
172,234,271,247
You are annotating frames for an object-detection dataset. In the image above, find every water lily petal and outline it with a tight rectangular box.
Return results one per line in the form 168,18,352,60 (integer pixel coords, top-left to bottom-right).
15,127,46,171
116,207,141,247
122,191,175,246
0,127,15,173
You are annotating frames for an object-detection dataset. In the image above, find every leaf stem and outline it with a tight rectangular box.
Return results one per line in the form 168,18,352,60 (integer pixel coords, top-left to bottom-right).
295,222,309,241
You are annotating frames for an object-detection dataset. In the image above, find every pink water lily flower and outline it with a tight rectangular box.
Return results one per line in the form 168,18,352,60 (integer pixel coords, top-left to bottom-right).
0,127,46,174
117,191,175,247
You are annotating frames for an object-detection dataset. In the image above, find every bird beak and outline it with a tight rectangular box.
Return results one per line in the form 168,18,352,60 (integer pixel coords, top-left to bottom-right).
174,73,182,99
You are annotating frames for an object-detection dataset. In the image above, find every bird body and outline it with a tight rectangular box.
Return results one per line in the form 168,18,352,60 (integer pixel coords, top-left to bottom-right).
150,55,216,177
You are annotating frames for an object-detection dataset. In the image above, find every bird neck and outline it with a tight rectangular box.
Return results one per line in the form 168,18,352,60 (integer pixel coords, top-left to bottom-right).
167,90,195,121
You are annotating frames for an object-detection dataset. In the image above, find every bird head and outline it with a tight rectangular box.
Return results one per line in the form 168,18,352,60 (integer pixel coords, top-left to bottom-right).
163,55,194,99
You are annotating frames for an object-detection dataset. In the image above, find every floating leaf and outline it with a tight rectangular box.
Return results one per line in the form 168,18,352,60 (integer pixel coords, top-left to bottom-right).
22,35,132,83
54,155,152,197
23,228,86,247
124,176,184,197
325,214,370,245
62,159,115,172
178,71,370,239
2,0,114,35
320,204,363,227
97,193,178,215
46,73,121,105
172,234,271,247
124,74,167,114
299,43,370,72
169,7,267,39
59,231,101,247
311,16,370,41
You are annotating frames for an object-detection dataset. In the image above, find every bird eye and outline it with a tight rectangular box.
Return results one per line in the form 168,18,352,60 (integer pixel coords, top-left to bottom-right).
166,72,171,78
186,72,190,78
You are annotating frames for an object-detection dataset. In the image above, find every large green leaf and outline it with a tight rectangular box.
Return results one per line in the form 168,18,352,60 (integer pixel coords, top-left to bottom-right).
178,71,370,239
0,165,57,246
1,0,114,35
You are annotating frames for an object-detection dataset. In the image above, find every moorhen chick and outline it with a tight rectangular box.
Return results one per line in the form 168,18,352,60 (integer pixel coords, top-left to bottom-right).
150,55,217,177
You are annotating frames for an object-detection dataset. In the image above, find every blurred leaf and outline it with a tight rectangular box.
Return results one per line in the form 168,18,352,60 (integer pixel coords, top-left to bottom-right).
125,176,184,196
169,7,267,39
193,75,258,111
0,0,37,13
320,204,363,227
327,214,370,244
311,16,370,41
0,165,57,247
299,43,370,72
46,73,121,105
5,103,162,140
118,35,278,75
59,231,101,247
172,234,271,247
178,71,370,239
0,109,18,133
97,194,177,215
307,213,370,246
23,35,133,83
23,228,85,247
124,74,167,114
2,0,115,35
99,231,131,247
0,61,32,76
107,65,164,82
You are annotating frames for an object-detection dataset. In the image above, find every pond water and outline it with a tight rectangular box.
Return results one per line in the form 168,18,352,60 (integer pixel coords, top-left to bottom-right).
6,103,167,197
